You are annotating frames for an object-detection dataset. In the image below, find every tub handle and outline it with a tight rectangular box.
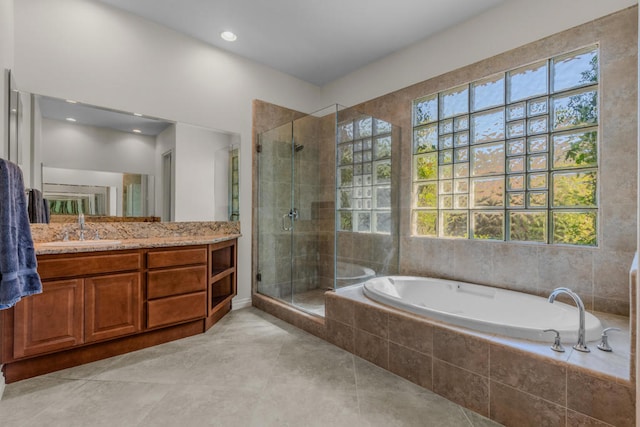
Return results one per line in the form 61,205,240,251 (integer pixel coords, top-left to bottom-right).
597,327,621,352
543,329,565,353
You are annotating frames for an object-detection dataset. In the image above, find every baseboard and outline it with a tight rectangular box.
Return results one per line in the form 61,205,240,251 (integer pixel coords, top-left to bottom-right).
0,364,5,400
232,297,252,310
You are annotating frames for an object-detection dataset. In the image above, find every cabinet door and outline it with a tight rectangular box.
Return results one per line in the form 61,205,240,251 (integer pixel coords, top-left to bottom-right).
13,279,84,358
85,272,142,343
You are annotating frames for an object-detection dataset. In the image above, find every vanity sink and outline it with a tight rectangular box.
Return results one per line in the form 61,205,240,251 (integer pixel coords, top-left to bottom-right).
39,239,122,247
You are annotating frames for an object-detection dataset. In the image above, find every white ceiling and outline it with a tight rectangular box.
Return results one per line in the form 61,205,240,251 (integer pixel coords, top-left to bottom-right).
96,0,506,86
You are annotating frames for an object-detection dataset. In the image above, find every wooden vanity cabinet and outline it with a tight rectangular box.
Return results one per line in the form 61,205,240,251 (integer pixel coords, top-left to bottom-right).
10,251,143,359
1,238,237,383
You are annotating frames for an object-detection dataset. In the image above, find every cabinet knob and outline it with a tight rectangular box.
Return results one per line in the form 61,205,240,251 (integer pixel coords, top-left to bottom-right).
543,329,565,353
597,327,621,352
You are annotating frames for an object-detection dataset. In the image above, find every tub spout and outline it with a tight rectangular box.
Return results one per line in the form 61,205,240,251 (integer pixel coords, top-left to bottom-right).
548,287,589,352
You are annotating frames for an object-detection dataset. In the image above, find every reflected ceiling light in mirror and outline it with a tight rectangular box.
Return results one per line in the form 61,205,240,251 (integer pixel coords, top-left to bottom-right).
66,117,77,122
38,95,173,136
220,31,237,42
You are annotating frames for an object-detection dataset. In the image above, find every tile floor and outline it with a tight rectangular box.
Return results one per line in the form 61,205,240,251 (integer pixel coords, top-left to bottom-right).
0,307,502,427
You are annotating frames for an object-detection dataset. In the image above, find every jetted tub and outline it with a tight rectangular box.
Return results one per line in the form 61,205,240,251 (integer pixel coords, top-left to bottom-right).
363,276,602,342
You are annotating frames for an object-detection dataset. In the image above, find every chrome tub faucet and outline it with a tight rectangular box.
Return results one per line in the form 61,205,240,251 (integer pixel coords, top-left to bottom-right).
548,287,589,353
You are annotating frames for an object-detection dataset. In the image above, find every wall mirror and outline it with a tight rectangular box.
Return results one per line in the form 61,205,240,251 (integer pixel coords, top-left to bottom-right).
22,93,239,222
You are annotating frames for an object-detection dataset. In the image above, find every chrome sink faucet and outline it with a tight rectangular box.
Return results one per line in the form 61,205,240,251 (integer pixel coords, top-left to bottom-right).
78,213,85,241
548,287,589,352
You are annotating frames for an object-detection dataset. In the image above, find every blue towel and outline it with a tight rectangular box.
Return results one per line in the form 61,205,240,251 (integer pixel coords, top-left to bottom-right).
43,198,50,224
0,159,42,309
28,188,48,223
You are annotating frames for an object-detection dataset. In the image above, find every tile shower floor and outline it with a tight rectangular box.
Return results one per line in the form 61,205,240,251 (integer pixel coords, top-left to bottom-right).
292,288,327,316
0,308,502,427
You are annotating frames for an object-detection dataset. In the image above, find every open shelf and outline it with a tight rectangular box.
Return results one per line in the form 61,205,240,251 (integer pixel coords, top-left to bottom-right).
207,240,237,321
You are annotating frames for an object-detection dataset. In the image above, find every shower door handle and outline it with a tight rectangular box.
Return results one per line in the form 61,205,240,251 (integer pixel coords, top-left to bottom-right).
282,209,298,231
282,213,292,231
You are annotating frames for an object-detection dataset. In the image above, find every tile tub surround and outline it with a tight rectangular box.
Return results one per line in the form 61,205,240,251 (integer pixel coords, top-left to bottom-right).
324,287,635,427
30,221,240,244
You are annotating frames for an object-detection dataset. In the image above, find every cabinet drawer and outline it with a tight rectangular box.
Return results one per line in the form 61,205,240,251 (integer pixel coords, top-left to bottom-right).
147,292,206,329
38,252,142,280
147,265,207,299
147,247,207,269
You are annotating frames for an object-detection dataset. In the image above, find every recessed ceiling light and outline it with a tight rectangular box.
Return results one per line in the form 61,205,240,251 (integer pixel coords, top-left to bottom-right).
66,117,76,122
133,113,143,117
220,31,237,42
133,129,142,134
66,99,77,104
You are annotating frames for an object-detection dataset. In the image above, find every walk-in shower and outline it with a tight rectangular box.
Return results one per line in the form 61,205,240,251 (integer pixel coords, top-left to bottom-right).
255,104,400,316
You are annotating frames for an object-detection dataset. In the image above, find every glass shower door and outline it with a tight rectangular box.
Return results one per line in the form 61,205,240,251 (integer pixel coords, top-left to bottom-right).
256,105,340,317
257,122,295,304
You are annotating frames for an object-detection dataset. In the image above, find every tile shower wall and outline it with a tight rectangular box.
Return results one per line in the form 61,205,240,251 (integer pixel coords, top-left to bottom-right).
350,7,638,316
314,113,338,289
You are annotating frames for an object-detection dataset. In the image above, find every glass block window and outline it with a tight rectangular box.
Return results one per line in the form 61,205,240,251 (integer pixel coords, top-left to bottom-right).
411,45,599,246
337,116,392,233
229,148,239,221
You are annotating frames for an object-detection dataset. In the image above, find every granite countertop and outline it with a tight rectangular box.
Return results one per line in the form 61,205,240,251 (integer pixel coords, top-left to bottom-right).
31,221,241,255
34,234,241,255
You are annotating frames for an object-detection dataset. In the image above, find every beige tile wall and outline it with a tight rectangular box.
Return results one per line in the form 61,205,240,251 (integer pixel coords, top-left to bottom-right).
346,6,638,316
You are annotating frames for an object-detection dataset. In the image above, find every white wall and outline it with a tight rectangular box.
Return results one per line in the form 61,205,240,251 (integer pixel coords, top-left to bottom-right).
0,0,14,160
213,144,231,221
30,94,42,190
174,123,232,221
636,7,640,425
154,124,176,221
322,0,638,107
41,118,156,175
17,91,31,185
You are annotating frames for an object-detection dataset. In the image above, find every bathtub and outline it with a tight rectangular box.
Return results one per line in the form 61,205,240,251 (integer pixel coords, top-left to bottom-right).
363,276,602,342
